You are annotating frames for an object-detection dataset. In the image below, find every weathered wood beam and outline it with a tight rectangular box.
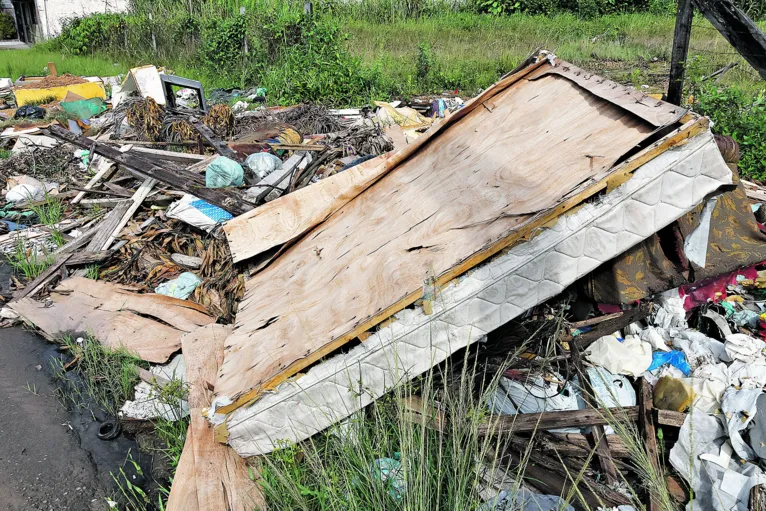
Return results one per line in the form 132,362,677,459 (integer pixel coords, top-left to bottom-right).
693,0,766,80
668,0,694,105
44,126,254,215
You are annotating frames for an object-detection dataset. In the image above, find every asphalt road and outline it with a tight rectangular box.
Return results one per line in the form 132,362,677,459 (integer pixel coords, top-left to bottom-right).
0,326,107,510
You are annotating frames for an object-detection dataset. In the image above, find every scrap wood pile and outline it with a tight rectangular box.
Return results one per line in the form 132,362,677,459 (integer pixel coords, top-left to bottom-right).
4,52,766,510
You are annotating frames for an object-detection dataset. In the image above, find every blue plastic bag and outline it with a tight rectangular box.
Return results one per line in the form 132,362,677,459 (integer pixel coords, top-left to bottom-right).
647,350,691,376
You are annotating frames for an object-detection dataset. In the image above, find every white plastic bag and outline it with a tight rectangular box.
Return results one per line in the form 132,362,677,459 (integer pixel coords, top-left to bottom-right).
155,272,201,300
584,335,652,377
6,183,44,203
166,194,233,232
244,152,283,181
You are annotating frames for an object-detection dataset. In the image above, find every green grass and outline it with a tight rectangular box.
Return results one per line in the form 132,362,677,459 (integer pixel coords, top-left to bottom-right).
0,48,126,79
29,192,64,226
346,12,766,96
51,334,148,416
7,237,53,280
85,264,100,280
1,12,762,99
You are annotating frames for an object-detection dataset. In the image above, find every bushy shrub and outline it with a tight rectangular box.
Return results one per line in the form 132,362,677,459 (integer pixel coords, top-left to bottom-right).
692,84,766,182
0,12,16,40
58,14,124,54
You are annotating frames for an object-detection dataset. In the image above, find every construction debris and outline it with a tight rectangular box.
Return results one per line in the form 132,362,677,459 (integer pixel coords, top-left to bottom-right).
5,51,766,511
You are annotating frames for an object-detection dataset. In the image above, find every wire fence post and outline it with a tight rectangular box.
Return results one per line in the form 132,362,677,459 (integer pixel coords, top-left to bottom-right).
668,0,694,106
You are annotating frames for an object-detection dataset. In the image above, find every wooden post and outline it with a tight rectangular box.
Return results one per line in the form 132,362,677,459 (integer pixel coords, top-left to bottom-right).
569,345,619,485
304,2,313,15
693,0,766,80
640,379,662,511
148,12,157,54
668,0,694,106
47,62,57,77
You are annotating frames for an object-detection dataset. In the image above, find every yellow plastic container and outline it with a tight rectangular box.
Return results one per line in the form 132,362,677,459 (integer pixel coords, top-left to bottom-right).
14,82,106,106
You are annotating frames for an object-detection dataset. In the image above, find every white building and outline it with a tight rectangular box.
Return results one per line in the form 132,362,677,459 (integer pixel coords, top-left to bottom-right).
4,0,128,42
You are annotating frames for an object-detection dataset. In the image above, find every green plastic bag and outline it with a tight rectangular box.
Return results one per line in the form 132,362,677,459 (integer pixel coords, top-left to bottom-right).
61,98,107,120
206,156,244,188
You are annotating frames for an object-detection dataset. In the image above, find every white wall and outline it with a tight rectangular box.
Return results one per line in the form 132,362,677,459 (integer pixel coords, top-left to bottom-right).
36,0,128,39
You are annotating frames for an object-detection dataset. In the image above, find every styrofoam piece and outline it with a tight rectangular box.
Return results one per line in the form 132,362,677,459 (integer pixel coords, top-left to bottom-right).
114,65,165,107
219,130,733,457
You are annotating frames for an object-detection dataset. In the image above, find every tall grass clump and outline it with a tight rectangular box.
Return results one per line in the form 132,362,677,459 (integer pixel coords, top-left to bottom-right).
52,334,148,415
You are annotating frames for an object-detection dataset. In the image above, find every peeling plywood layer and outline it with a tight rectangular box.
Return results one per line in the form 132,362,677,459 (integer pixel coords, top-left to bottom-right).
10,277,214,363
220,130,732,456
223,58,686,266
167,324,264,511
214,66,675,413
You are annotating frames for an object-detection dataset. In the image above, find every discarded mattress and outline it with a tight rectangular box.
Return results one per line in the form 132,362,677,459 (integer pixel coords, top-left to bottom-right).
216,129,732,455
212,56,730,455
10,277,215,363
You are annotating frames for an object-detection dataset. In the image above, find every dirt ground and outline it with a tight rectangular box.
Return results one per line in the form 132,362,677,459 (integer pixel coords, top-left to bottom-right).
0,326,109,510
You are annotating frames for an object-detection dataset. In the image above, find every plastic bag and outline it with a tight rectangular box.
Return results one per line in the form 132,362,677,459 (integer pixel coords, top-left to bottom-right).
244,152,283,181
584,335,653,377
14,105,45,119
155,272,201,300
5,183,44,203
206,156,244,188
647,350,691,376
61,98,106,120
166,194,233,232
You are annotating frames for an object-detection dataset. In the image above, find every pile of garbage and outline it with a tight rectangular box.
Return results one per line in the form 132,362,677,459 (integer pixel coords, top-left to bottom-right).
2,52,766,511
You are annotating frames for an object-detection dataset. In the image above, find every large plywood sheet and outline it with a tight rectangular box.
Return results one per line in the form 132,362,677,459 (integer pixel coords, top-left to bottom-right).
214,72,659,411
10,277,214,363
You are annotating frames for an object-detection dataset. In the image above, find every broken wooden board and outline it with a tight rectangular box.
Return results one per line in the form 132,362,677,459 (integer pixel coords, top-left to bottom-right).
223,57,688,266
9,277,214,363
44,126,254,216
214,63,664,412
225,150,395,262
166,324,264,511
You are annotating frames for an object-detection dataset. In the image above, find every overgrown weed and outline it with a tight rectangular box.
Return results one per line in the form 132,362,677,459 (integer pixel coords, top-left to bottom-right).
7,236,53,280
52,334,147,416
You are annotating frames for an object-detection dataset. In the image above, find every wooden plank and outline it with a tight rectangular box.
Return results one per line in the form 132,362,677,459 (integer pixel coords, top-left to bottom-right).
130,145,208,163
668,0,694,105
401,396,639,435
86,201,132,252
169,324,264,511
66,251,112,266
564,302,654,349
11,253,72,300
9,277,214,363
224,60,550,264
656,409,687,428
693,0,766,80
102,177,157,250
72,145,132,205
190,117,240,162
165,427,200,511
640,379,662,511
570,342,618,484
547,433,630,458
215,68,697,413
533,60,688,126
44,126,253,216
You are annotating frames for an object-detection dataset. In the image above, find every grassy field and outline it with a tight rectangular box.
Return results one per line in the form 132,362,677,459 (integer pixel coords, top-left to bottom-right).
0,12,762,98
346,12,766,96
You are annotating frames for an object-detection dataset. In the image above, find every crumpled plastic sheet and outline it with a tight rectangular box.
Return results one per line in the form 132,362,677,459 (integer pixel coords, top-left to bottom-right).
667,412,762,511
479,488,575,511
120,354,189,421
724,334,766,363
670,330,730,370
584,335,652,377
721,387,763,461
641,326,671,352
648,350,691,375
684,196,719,268
486,372,583,434
155,272,201,300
